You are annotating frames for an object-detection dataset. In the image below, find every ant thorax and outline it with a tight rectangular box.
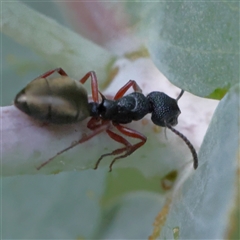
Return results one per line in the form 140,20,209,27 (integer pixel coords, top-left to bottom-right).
99,92,150,124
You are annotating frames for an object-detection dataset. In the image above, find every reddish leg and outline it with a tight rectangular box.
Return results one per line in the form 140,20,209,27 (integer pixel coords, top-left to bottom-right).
36,122,110,170
39,69,99,103
114,80,142,100
94,129,131,170
38,67,68,79
87,117,112,132
36,69,102,170
94,124,147,171
79,71,99,103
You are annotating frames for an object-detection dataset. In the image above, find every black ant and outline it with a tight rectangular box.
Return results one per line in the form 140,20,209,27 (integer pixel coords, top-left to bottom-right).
14,68,198,171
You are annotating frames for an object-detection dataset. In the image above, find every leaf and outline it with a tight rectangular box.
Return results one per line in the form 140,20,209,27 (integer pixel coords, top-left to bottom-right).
94,192,165,239
128,2,239,96
158,83,239,238
1,1,115,81
91,83,239,239
1,2,238,238
2,169,107,239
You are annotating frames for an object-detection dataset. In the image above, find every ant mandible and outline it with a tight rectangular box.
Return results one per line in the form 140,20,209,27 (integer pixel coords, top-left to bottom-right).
14,68,198,171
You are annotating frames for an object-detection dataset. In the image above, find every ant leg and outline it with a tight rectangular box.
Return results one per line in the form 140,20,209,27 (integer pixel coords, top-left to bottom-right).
114,80,142,100
38,68,68,79
36,121,109,170
94,129,131,170
79,71,99,102
42,68,98,102
109,124,147,170
94,124,147,171
40,69,99,102
87,117,110,131
42,70,99,102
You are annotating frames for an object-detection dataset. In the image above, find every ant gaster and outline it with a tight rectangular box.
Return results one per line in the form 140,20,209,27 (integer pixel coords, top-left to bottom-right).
14,68,198,171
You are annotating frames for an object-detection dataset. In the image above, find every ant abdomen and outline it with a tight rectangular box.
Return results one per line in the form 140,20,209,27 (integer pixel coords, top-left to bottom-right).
14,72,90,124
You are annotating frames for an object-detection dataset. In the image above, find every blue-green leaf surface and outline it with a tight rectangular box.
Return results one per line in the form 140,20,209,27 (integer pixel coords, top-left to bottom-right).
128,2,239,97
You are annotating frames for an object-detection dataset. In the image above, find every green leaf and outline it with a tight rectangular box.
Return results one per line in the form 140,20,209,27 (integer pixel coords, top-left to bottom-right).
94,192,165,238
2,169,107,239
1,2,238,238
206,86,230,100
128,2,239,96
1,1,115,82
159,83,239,238
92,83,239,239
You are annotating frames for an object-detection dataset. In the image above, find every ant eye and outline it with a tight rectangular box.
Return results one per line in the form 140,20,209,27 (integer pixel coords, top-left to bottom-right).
168,117,177,126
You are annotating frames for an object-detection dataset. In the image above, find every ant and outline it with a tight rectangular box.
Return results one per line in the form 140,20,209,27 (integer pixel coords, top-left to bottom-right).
14,68,198,171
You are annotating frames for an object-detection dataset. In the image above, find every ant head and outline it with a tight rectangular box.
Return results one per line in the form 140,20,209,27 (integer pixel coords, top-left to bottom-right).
147,90,184,127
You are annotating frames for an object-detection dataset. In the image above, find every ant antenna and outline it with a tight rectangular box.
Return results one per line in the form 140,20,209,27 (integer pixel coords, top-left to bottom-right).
166,124,198,169
164,89,185,140
176,90,184,101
